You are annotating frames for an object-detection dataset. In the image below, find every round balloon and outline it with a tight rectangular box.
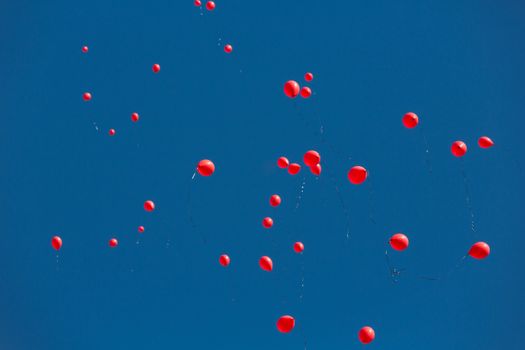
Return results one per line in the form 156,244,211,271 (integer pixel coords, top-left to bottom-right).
288,163,301,175
259,256,273,271
144,200,155,212
51,236,62,251
358,326,375,344
293,242,304,253
469,242,490,259
197,159,215,176
303,150,320,167
269,195,281,207
304,72,313,82
82,46,89,53
300,87,312,98
138,226,145,233
283,80,300,98
109,238,118,248
108,129,116,136
277,157,290,169
262,217,274,229
224,44,233,53
131,112,139,122
276,315,295,333
451,141,467,157
152,64,161,73
310,164,322,176
478,136,494,149
206,1,215,10
219,254,230,267
83,92,92,101
194,0,201,6
390,233,409,251
402,112,419,129
348,166,367,185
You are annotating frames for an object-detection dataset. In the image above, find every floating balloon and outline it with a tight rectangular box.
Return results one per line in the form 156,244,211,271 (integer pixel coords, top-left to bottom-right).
277,315,295,333
83,92,92,101
109,238,118,248
224,44,233,53
108,129,116,136
303,150,320,167
288,163,301,175
358,326,375,344
197,159,215,176
219,254,230,267
262,217,273,229
402,112,419,129
469,242,490,260
389,233,409,251
300,87,312,98
194,0,201,6
293,242,304,253
310,164,321,176
131,112,139,122
451,141,467,157
144,200,155,212
478,136,494,149
277,157,290,169
269,195,281,207
51,236,62,251
82,46,89,53
348,166,367,185
259,256,273,271
152,64,161,73
206,1,215,10
283,80,300,98
138,226,145,233
304,72,313,82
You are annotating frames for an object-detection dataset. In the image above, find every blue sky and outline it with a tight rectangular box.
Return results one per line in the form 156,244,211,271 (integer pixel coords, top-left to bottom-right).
1,0,524,349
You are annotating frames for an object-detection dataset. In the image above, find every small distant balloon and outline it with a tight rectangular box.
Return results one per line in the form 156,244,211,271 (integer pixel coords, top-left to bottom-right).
300,87,312,98
293,242,304,253
224,44,233,53
451,141,467,157
304,72,314,82
269,195,281,207
259,256,273,271
277,157,290,169
310,164,321,176
469,242,490,260
152,64,161,73
206,1,215,10
144,200,155,212
389,233,409,251
82,46,89,53
276,315,295,333
138,226,145,233
197,159,215,176
51,236,62,251
478,136,494,149
109,238,118,248
283,80,300,98
83,92,92,101
303,150,320,167
402,112,419,129
131,112,139,122
262,217,274,229
288,163,301,175
348,166,367,185
108,129,116,136
358,326,375,344
219,254,230,267
194,0,202,6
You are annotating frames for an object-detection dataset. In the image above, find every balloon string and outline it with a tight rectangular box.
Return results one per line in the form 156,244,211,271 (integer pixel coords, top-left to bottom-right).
459,160,476,234
294,177,307,211
419,128,433,174
384,250,404,283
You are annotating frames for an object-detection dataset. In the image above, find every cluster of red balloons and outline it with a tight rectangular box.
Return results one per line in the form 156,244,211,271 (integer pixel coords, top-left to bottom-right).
283,73,314,99
276,150,322,177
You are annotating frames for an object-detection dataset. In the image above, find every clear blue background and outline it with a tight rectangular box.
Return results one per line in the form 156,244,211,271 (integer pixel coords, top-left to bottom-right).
1,0,524,349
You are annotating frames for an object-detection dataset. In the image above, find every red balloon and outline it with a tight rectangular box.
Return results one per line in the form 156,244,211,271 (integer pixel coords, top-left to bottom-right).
283,80,300,98
402,112,419,129
144,200,155,212
82,46,89,53
259,256,273,271
109,238,118,248
131,112,139,122
451,141,467,157
303,150,320,167
206,1,215,10
309,164,321,176
276,315,295,333
138,226,145,233
478,136,494,149
194,0,201,6
288,163,301,175
269,195,281,207
469,242,490,260
262,217,273,229
390,233,409,251
83,92,92,101
300,87,312,98
304,72,314,82
219,254,230,267
348,166,367,185
51,236,62,251
152,64,161,73
358,326,375,344
224,44,233,53
277,156,290,169
293,242,304,253
108,128,116,136
197,159,215,176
